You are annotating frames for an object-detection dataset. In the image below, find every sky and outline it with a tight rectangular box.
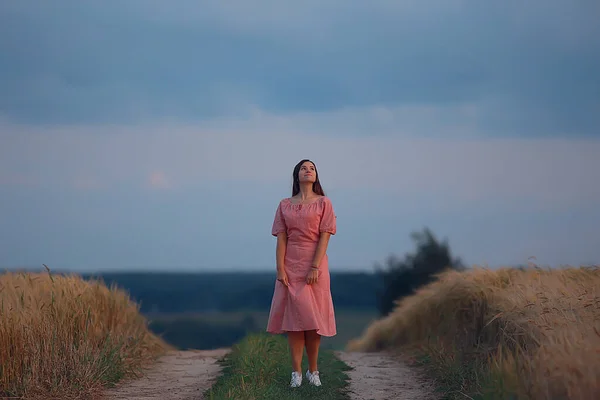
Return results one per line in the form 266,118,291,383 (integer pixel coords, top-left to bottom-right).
1,1,599,272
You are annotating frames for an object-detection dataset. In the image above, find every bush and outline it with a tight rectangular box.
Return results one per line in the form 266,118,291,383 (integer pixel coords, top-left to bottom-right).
375,228,464,316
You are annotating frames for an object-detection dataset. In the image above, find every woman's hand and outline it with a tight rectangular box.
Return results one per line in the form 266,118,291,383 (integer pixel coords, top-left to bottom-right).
306,268,319,285
276,269,289,287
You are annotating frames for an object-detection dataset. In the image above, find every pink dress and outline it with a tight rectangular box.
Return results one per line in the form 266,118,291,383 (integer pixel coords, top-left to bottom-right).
266,196,337,337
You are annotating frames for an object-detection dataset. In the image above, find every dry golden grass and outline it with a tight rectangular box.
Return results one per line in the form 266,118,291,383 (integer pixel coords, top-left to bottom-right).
0,267,170,399
347,266,600,400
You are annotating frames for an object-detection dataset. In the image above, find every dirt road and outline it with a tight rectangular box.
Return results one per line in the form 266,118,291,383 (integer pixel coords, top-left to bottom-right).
336,351,439,400
103,348,230,400
103,348,436,399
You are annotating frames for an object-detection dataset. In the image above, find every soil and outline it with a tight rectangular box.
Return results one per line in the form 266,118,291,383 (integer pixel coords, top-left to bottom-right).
336,351,439,400
102,348,230,400
102,348,437,399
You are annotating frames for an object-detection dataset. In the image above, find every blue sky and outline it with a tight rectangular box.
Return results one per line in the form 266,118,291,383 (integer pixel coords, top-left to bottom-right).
1,1,599,272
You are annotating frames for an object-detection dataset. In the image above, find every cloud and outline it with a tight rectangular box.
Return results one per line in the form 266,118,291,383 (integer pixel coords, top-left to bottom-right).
0,1,598,136
1,108,598,211
2,2,599,270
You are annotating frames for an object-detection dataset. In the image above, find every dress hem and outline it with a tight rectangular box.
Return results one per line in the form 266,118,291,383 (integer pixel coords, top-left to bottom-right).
266,328,337,337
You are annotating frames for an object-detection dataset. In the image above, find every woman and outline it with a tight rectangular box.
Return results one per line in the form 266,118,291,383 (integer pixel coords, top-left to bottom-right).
266,159,337,388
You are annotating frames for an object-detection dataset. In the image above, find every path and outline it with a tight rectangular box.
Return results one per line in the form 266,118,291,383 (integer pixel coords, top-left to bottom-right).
103,348,436,399
336,351,439,400
103,348,230,400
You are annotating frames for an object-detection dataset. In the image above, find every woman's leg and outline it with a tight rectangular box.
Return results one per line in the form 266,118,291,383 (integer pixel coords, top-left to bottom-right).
305,329,321,372
287,331,305,372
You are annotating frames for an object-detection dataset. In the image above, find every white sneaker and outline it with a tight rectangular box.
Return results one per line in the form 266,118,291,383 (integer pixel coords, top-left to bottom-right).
306,370,322,386
290,371,302,388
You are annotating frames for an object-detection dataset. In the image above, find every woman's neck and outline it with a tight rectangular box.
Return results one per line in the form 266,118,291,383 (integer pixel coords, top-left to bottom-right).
297,184,315,200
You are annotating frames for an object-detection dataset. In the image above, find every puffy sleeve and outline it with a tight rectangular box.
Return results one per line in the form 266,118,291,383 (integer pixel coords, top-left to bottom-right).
271,201,287,236
319,197,337,235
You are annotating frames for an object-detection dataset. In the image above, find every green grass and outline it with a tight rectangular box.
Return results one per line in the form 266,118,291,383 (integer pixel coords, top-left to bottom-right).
205,332,352,400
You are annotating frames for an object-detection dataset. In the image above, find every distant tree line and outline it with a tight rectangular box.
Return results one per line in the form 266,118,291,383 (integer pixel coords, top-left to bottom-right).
149,317,257,350
82,271,382,314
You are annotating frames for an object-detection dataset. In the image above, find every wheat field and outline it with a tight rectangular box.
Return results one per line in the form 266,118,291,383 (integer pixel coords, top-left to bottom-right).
347,266,600,399
0,267,169,399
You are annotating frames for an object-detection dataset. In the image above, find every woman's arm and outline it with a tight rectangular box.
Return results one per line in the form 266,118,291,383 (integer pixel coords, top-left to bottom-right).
311,232,331,268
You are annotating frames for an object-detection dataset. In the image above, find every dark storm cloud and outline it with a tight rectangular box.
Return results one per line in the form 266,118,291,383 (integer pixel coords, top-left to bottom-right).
0,0,599,136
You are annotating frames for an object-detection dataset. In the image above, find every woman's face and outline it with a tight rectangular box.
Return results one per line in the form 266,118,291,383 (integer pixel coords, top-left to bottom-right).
298,161,317,184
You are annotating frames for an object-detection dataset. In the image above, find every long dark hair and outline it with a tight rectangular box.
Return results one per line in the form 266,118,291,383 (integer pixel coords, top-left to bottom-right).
292,159,326,196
